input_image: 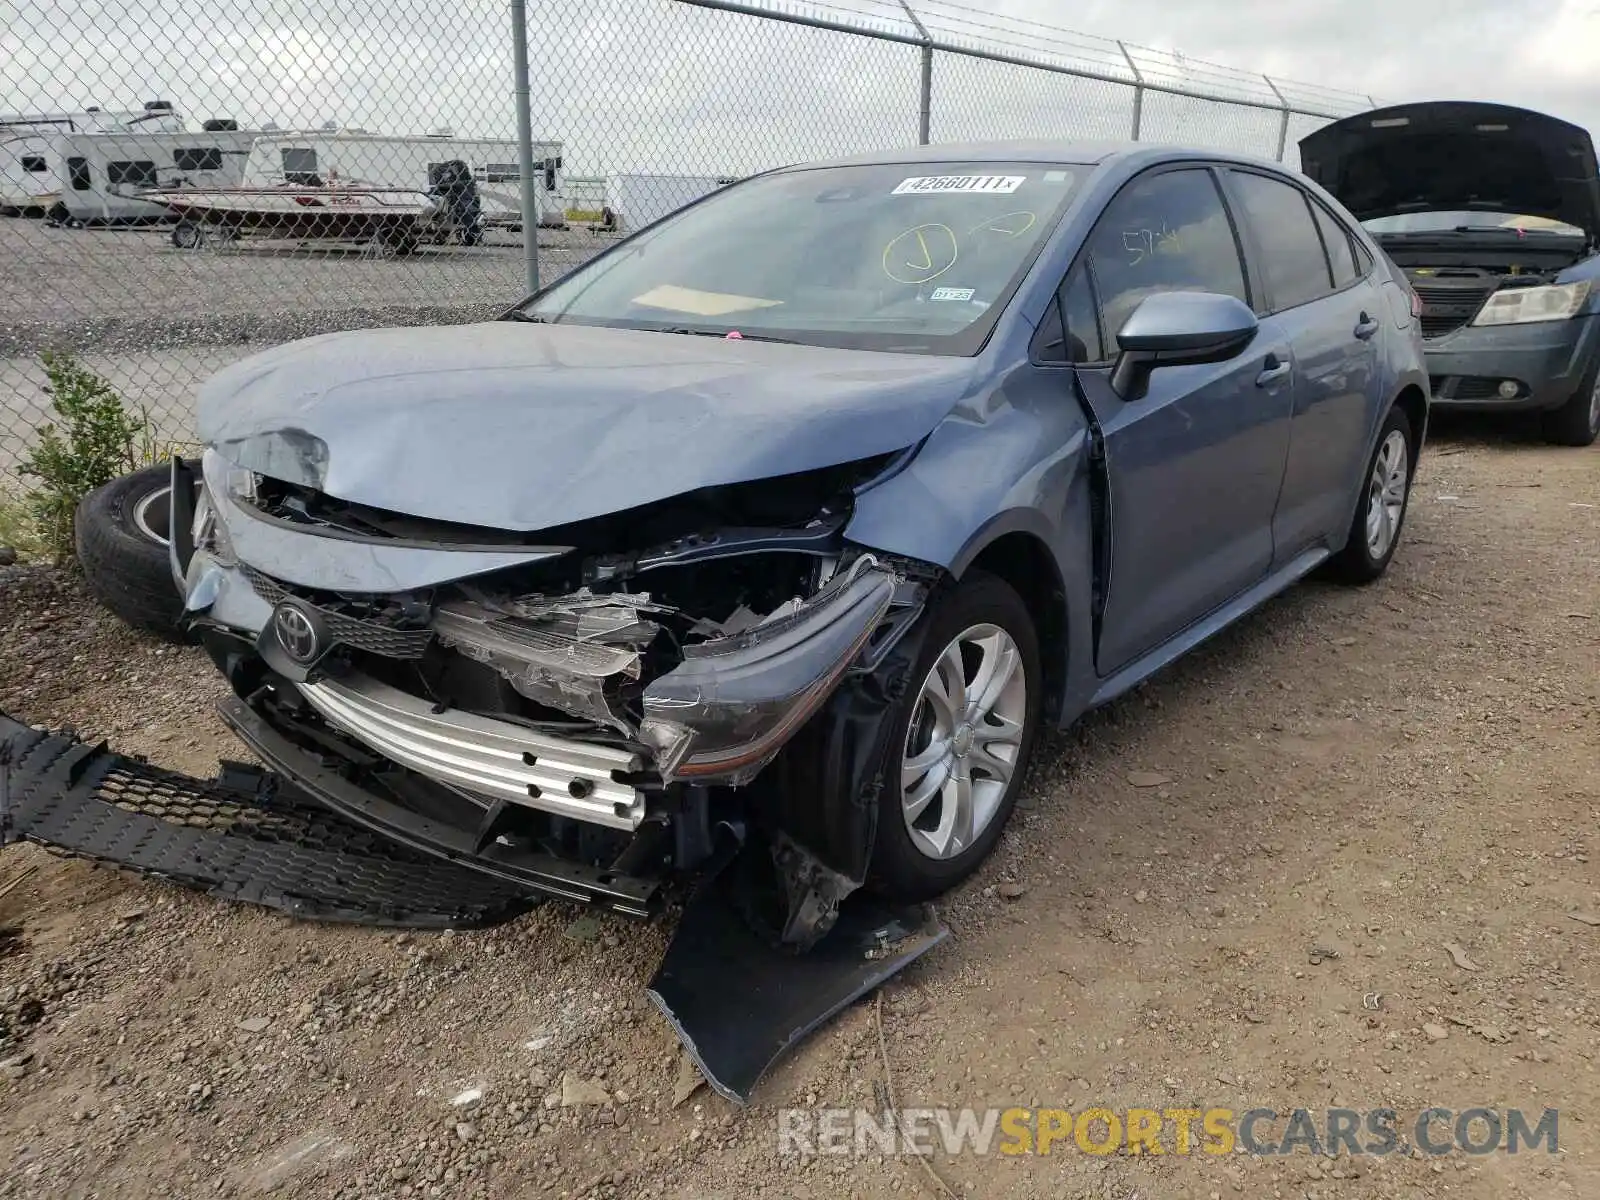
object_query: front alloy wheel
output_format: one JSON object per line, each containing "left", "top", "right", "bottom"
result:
{"left": 871, "top": 572, "right": 1042, "bottom": 901}
{"left": 901, "top": 623, "right": 1028, "bottom": 861}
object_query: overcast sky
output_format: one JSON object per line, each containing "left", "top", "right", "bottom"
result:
{"left": 2, "top": 0, "right": 1596, "bottom": 176}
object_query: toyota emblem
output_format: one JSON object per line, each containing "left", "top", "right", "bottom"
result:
{"left": 272, "top": 601, "right": 322, "bottom": 664}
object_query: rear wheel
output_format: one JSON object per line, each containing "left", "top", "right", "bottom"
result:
{"left": 1326, "top": 405, "right": 1415, "bottom": 584}
{"left": 870, "top": 572, "right": 1042, "bottom": 901}
{"left": 1540, "top": 356, "right": 1600, "bottom": 447}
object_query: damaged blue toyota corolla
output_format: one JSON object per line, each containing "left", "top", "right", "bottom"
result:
{"left": 178, "top": 139, "right": 1429, "bottom": 919}
{"left": 0, "top": 141, "right": 1431, "bottom": 1097}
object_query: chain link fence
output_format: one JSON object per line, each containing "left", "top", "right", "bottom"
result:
{"left": 0, "top": 0, "right": 1374, "bottom": 495}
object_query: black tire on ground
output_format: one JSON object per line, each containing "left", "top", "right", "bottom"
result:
{"left": 378, "top": 224, "right": 420, "bottom": 256}
{"left": 171, "top": 219, "right": 203, "bottom": 249}
{"left": 1325, "top": 404, "right": 1416, "bottom": 585}
{"left": 1540, "top": 354, "right": 1600, "bottom": 447}
{"left": 74, "top": 465, "right": 189, "bottom": 643}
{"left": 869, "top": 571, "right": 1044, "bottom": 902}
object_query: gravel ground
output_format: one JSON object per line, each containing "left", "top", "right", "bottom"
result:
{"left": 0, "top": 421, "right": 1596, "bottom": 1199}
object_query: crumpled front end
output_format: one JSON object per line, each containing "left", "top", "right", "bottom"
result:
{"left": 169, "top": 447, "right": 934, "bottom": 943}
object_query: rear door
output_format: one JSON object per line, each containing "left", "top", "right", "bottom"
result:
{"left": 1220, "top": 168, "right": 1383, "bottom": 561}
{"left": 1053, "top": 165, "right": 1296, "bottom": 675}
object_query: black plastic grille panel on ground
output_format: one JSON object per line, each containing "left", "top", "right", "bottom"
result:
{"left": 0, "top": 716, "right": 533, "bottom": 928}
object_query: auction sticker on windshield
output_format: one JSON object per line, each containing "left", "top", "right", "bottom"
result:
{"left": 892, "top": 175, "right": 1026, "bottom": 195}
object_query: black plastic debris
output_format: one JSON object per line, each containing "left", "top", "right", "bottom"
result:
{"left": 0, "top": 715, "right": 533, "bottom": 928}
{"left": 1, "top": 711, "right": 948, "bottom": 1094}
{"left": 648, "top": 859, "right": 947, "bottom": 1104}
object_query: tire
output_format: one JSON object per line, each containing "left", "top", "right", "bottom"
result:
{"left": 869, "top": 571, "right": 1043, "bottom": 901}
{"left": 379, "top": 225, "right": 419, "bottom": 256}
{"left": 1325, "top": 405, "right": 1416, "bottom": 584}
{"left": 1540, "top": 356, "right": 1600, "bottom": 447}
{"left": 74, "top": 466, "right": 190, "bottom": 643}
{"left": 171, "top": 219, "right": 203, "bottom": 249}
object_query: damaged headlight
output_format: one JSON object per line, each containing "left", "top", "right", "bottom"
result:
{"left": 190, "top": 482, "right": 237, "bottom": 566}
{"left": 194, "top": 453, "right": 258, "bottom": 566}
{"left": 1471, "top": 280, "right": 1591, "bottom": 326}
{"left": 639, "top": 557, "right": 898, "bottom": 786}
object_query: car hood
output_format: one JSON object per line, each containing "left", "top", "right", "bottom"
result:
{"left": 197, "top": 321, "right": 981, "bottom": 532}
{"left": 1299, "top": 101, "right": 1600, "bottom": 235}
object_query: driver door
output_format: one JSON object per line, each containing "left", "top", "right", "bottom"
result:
{"left": 1041, "top": 166, "right": 1295, "bottom": 676}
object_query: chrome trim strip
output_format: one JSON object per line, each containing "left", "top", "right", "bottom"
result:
{"left": 298, "top": 673, "right": 645, "bottom": 830}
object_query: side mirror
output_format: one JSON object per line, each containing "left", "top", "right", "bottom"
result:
{"left": 1110, "top": 291, "right": 1260, "bottom": 401}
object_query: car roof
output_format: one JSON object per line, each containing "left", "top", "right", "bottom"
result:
{"left": 786, "top": 138, "right": 1296, "bottom": 175}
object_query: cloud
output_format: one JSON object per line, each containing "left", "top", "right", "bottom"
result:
{"left": 3, "top": 0, "right": 1595, "bottom": 179}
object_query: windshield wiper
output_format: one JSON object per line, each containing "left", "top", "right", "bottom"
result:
{"left": 659, "top": 325, "right": 796, "bottom": 344}
{"left": 502, "top": 310, "right": 549, "bottom": 323}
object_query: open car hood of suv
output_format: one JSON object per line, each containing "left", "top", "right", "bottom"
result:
{"left": 1299, "top": 101, "right": 1600, "bottom": 236}
{"left": 197, "top": 321, "right": 980, "bottom": 532}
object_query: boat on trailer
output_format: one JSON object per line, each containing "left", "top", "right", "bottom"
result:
{"left": 145, "top": 184, "right": 449, "bottom": 253}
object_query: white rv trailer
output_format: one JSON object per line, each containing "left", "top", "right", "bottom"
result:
{"left": 0, "top": 101, "right": 183, "bottom": 214}
{"left": 49, "top": 127, "right": 264, "bottom": 224}
{"left": 604, "top": 174, "right": 740, "bottom": 231}
{"left": 238, "top": 132, "right": 566, "bottom": 227}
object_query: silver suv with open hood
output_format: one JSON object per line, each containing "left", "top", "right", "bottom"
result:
{"left": 1301, "top": 100, "right": 1600, "bottom": 445}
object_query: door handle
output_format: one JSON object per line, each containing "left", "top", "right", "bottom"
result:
{"left": 1256, "top": 355, "right": 1291, "bottom": 387}
{"left": 1354, "top": 312, "right": 1381, "bottom": 340}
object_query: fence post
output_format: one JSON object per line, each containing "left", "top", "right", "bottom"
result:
{"left": 900, "top": 1, "right": 933, "bottom": 145}
{"left": 510, "top": 0, "right": 540, "bottom": 295}
{"left": 1263, "top": 74, "right": 1290, "bottom": 162}
{"left": 1116, "top": 41, "right": 1143, "bottom": 141}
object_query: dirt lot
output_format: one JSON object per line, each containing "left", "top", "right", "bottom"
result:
{"left": 0, "top": 422, "right": 1595, "bottom": 1200}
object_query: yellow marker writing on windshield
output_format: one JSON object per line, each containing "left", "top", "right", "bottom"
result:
{"left": 882, "top": 223, "right": 958, "bottom": 285}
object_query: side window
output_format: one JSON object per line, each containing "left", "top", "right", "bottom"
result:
{"left": 1084, "top": 169, "right": 1249, "bottom": 341}
{"left": 281, "top": 147, "right": 320, "bottom": 185}
{"left": 1311, "top": 201, "right": 1359, "bottom": 289}
{"left": 173, "top": 147, "right": 224, "bottom": 172}
{"left": 1349, "top": 232, "right": 1375, "bottom": 275}
{"left": 1032, "top": 270, "right": 1106, "bottom": 364}
{"left": 1228, "top": 171, "right": 1333, "bottom": 310}
{"left": 66, "top": 157, "right": 91, "bottom": 191}
{"left": 20, "top": 154, "right": 47, "bottom": 173}
{"left": 106, "top": 160, "right": 157, "bottom": 188}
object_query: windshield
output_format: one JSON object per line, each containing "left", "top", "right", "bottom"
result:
{"left": 1363, "top": 210, "right": 1584, "bottom": 236}
{"left": 519, "top": 161, "right": 1082, "bottom": 355}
